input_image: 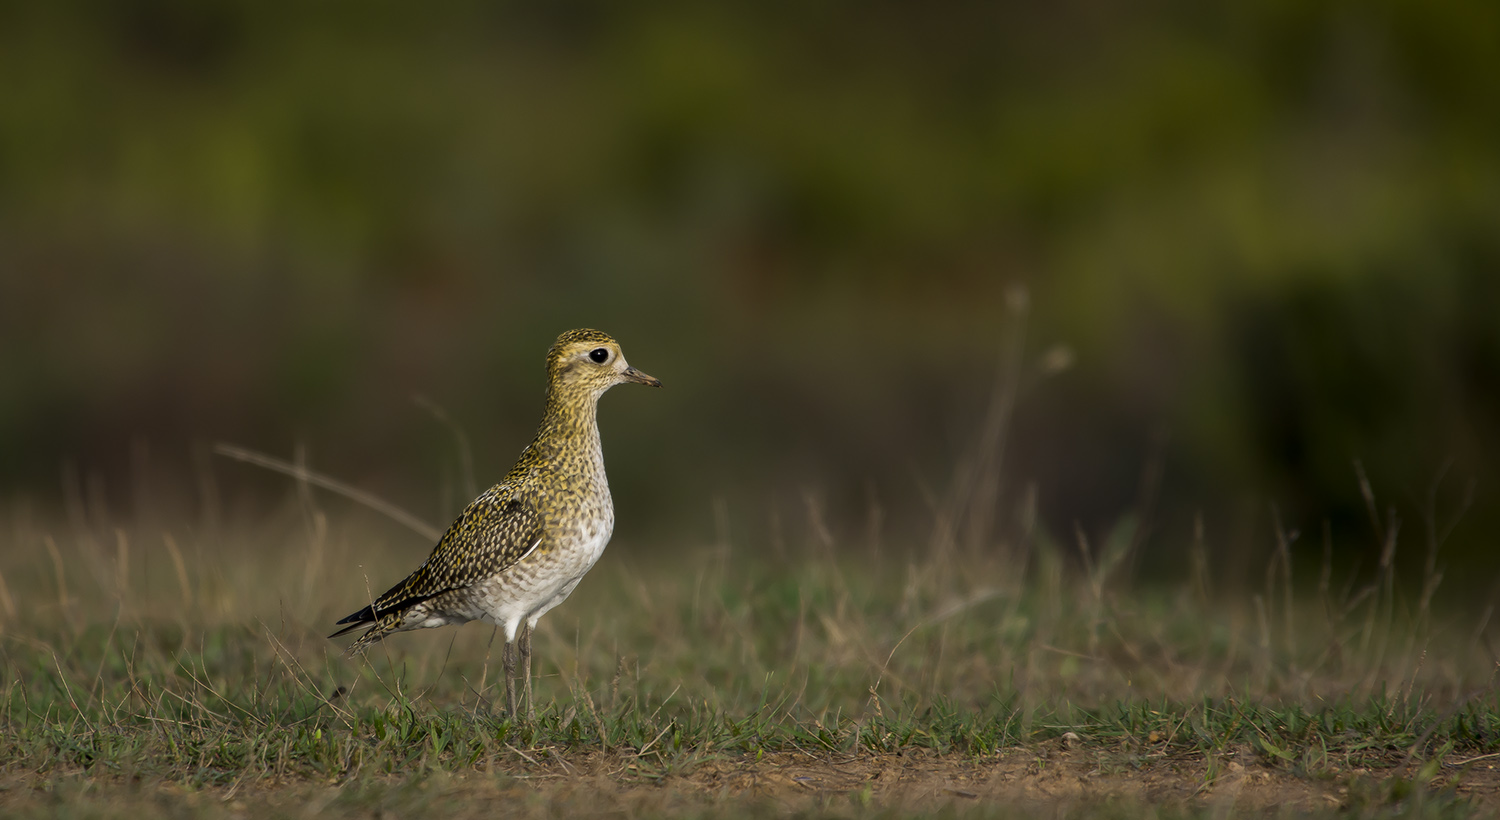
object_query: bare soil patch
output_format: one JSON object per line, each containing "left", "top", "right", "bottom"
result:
{"left": 682, "top": 744, "right": 1500, "bottom": 814}
{"left": 5, "top": 745, "right": 1496, "bottom": 819}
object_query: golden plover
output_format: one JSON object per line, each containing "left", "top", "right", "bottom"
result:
{"left": 331, "top": 328, "right": 661, "bottom": 718}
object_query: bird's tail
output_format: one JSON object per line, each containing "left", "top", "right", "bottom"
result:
{"left": 341, "top": 626, "right": 387, "bottom": 656}
{"left": 329, "top": 603, "right": 387, "bottom": 655}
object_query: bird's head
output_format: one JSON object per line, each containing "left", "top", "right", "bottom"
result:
{"left": 546, "top": 328, "right": 662, "bottom": 398}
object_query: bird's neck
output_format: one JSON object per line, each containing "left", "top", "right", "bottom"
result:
{"left": 531, "top": 386, "right": 603, "bottom": 463}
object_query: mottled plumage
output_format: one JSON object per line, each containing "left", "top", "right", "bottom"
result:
{"left": 331, "top": 328, "right": 660, "bottom": 715}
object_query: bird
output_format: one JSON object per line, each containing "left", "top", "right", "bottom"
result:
{"left": 330, "top": 328, "right": 661, "bottom": 719}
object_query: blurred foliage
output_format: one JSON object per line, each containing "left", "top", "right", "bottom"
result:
{"left": 0, "top": 0, "right": 1497, "bottom": 583}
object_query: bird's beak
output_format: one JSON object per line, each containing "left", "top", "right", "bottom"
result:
{"left": 621, "top": 366, "right": 662, "bottom": 387}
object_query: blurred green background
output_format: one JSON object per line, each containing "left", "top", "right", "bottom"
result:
{"left": 1, "top": 0, "right": 1497, "bottom": 589}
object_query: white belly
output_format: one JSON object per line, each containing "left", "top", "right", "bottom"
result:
{"left": 477, "top": 522, "right": 612, "bottom": 642}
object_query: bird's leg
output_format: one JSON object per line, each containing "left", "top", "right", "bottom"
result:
{"left": 503, "top": 637, "right": 518, "bottom": 719}
{"left": 520, "top": 622, "right": 535, "bottom": 722}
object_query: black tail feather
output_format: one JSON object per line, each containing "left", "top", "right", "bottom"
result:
{"left": 328, "top": 604, "right": 375, "bottom": 638}
{"left": 335, "top": 604, "right": 375, "bottom": 625}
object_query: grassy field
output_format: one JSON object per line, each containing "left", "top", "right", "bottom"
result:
{"left": 1, "top": 455, "right": 1497, "bottom": 819}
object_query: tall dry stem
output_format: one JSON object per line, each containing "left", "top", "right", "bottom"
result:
{"left": 928, "top": 285, "right": 1028, "bottom": 588}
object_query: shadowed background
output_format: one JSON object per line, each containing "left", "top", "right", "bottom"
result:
{"left": 1, "top": 0, "right": 1497, "bottom": 594}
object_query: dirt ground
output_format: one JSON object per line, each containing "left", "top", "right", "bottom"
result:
{"left": 686, "top": 745, "right": 1500, "bottom": 813}
{"left": 5, "top": 743, "right": 1498, "bottom": 818}
{"left": 656, "top": 741, "right": 1500, "bottom": 815}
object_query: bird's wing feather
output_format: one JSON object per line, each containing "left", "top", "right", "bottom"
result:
{"left": 334, "top": 484, "right": 543, "bottom": 629}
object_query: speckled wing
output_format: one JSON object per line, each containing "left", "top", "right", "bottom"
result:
{"left": 330, "top": 484, "right": 542, "bottom": 640}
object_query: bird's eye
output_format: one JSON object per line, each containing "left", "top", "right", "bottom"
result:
{"left": 589, "top": 348, "right": 610, "bottom": 364}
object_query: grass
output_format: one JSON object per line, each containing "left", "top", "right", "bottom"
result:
{"left": 0, "top": 464, "right": 1497, "bottom": 819}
